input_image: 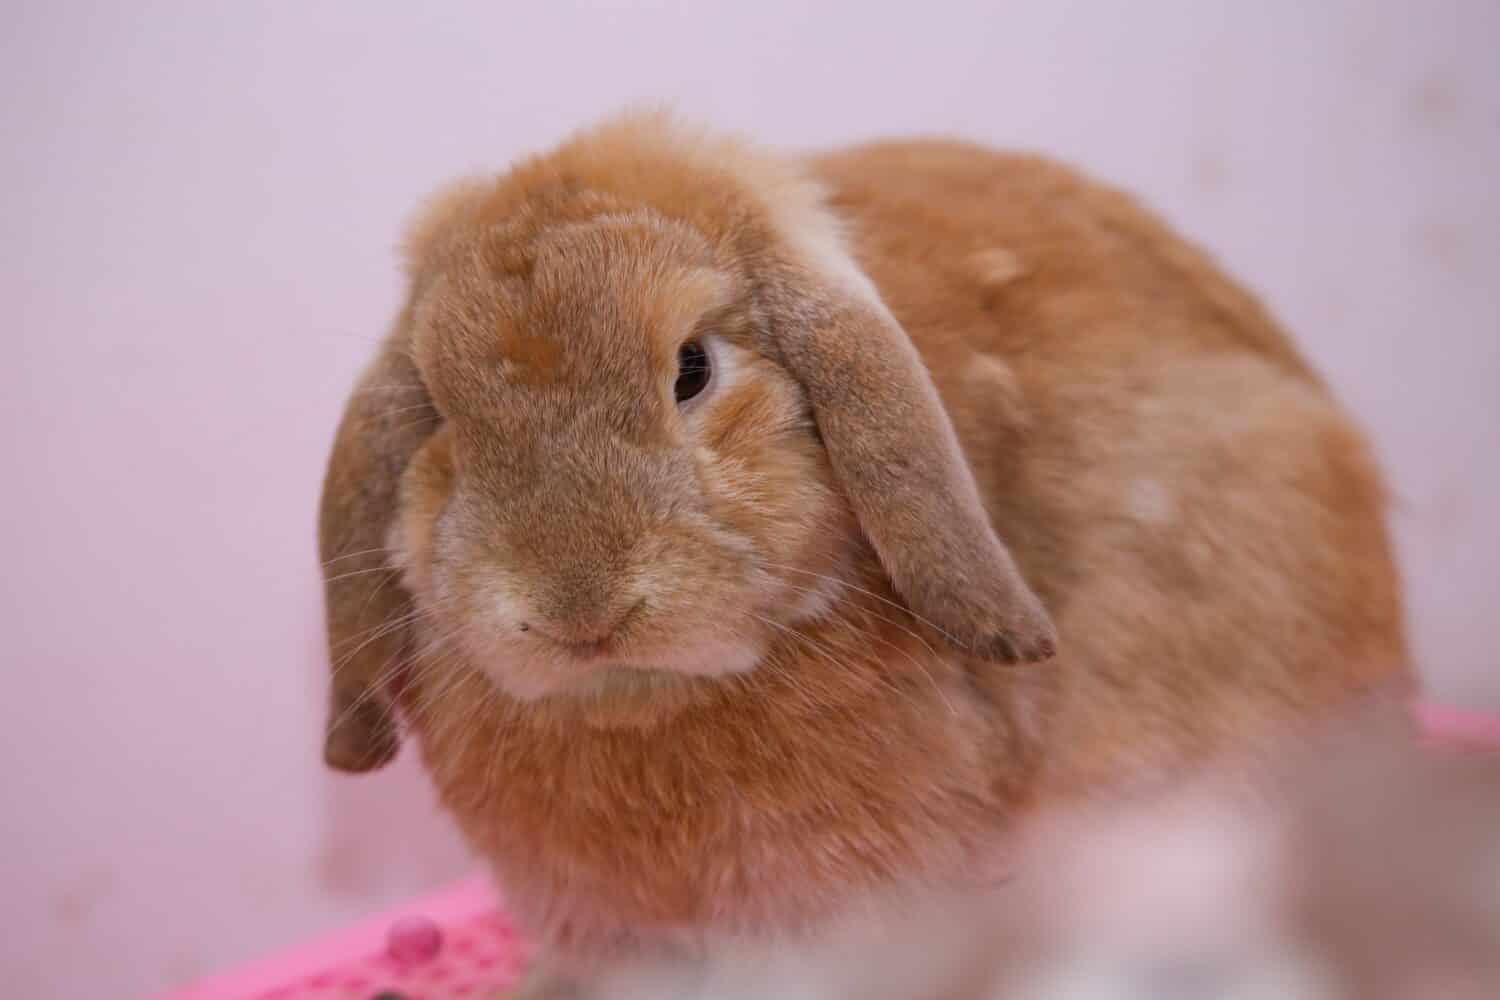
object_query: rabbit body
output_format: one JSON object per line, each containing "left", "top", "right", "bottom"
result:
{"left": 318, "top": 115, "right": 1409, "bottom": 996}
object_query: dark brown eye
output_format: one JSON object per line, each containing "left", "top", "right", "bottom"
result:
{"left": 674, "top": 340, "right": 711, "bottom": 404}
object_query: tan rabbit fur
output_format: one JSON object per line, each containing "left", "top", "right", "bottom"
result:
{"left": 318, "top": 111, "right": 1410, "bottom": 993}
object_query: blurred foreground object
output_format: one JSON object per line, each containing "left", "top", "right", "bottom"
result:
{"left": 159, "top": 702, "right": 1497, "bottom": 999}
{"left": 974, "top": 701, "right": 1500, "bottom": 1000}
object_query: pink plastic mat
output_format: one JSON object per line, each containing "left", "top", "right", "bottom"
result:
{"left": 157, "top": 702, "right": 1499, "bottom": 1000}
{"left": 156, "top": 879, "right": 524, "bottom": 1000}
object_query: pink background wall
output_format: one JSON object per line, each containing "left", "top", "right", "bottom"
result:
{"left": 2, "top": 3, "right": 1495, "bottom": 997}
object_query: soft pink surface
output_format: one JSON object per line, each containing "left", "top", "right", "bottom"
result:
{"left": 156, "top": 879, "right": 520, "bottom": 1000}
{"left": 1415, "top": 702, "right": 1500, "bottom": 749}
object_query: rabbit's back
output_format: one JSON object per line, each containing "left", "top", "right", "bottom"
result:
{"left": 813, "top": 141, "right": 1412, "bottom": 790}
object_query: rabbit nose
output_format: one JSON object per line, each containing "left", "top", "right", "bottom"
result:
{"left": 523, "top": 599, "right": 643, "bottom": 651}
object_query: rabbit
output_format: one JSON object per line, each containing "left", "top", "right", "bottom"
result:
{"left": 317, "top": 110, "right": 1412, "bottom": 999}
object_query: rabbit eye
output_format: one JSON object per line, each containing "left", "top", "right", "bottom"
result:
{"left": 674, "top": 340, "right": 712, "bottom": 404}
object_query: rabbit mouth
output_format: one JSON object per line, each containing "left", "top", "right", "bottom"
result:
{"left": 455, "top": 601, "right": 771, "bottom": 705}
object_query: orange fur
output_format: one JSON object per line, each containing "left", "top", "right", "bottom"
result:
{"left": 317, "top": 112, "right": 1410, "bottom": 994}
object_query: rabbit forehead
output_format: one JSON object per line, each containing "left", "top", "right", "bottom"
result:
{"left": 415, "top": 217, "right": 736, "bottom": 418}
{"left": 525, "top": 212, "right": 737, "bottom": 354}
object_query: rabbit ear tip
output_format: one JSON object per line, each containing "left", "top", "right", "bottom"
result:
{"left": 968, "top": 623, "right": 1058, "bottom": 664}
{"left": 323, "top": 702, "right": 401, "bottom": 772}
{"left": 904, "top": 577, "right": 1057, "bottom": 665}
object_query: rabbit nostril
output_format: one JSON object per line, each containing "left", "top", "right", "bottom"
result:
{"left": 517, "top": 622, "right": 530, "bottom": 632}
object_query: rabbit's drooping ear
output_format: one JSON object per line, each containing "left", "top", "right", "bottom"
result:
{"left": 318, "top": 178, "right": 490, "bottom": 772}
{"left": 318, "top": 329, "right": 436, "bottom": 772}
{"left": 768, "top": 278, "right": 1057, "bottom": 663}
